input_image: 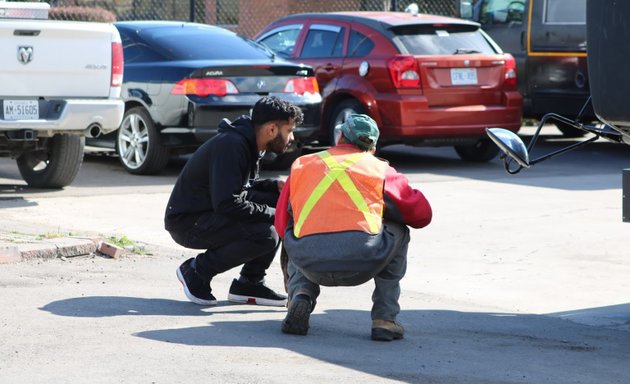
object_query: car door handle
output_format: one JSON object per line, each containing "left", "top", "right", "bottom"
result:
{"left": 322, "top": 63, "right": 337, "bottom": 71}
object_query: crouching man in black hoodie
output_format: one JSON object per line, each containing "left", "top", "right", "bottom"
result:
{"left": 165, "top": 96, "right": 303, "bottom": 307}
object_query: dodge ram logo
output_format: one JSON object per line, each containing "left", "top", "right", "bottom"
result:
{"left": 18, "top": 46, "right": 33, "bottom": 65}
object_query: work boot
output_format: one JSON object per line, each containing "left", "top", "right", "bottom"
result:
{"left": 281, "top": 294, "right": 311, "bottom": 335}
{"left": 371, "top": 319, "right": 404, "bottom": 341}
{"left": 227, "top": 278, "right": 287, "bottom": 307}
{"left": 176, "top": 258, "right": 217, "bottom": 306}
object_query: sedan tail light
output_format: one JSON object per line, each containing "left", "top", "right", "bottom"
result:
{"left": 388, "top": 55, "right": 421, "bottom": 88}
{"left": 283, "top": 77, "right": 319, "bottom": 95}
{"left": 503, "top": 54, "right": 517, "bottom": 89}
{"left": 171, "top": 78, "right": 239, "bottom": 97}
{"left": 111, "top": 42, "right": 123, "bottom": 87}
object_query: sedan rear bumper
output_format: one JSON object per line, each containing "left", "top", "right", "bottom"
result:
{"left": 160, "top": 96, "right": 321, "bottom": 147}
{"left": 375, "top": 92, "right": 522, "bottom": 145}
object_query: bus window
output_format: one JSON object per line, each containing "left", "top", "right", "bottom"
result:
{"left": 544, "top": 0, "right": 585, "bottom": 24}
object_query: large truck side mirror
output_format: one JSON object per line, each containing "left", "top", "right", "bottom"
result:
{"left": 486, "top": 108, "right": 622, "bottom": 174}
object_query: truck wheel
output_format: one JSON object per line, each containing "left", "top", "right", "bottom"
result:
{"left": 117, "top": 106, "right": 169, "bottom": 175}
{"left": 454, "top": 138, "right": 500, "bottom": 162}
{"left": 16, "top": 134, "right": 84, "bottom": 189}
{"left": 328, "top": 99, "right": 365, "bottom": 146}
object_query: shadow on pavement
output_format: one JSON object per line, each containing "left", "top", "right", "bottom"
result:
{"left": 129, "top": 308, "right": 629, "bottom": 383}
{"left": 548, "top": 302, "right": 630, "bottom": 330}
{"left": 39, "top": 296, "right": 281, "bottom": 318}
{"left": 39, "top": 295, "right": 630, "bottom": 382}
{"left": 136, "top": 310, "right": 630, "bottom": 383}
{"left": 0, "top": 195, "right": 38, "bottom": 207}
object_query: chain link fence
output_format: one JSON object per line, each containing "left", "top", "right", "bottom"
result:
{"left": 47, "top": 0, "right": 459, "bottom": 37}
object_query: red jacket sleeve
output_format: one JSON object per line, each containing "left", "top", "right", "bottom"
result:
{"left": 383, "top": 165, "right": 432, "bottom": 228}
{"left": 274, "top": 175, "right": 291, "bottom": 239}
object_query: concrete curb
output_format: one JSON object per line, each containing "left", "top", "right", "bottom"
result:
{"left": 0, "top": 237, "right": 99, "bottom": 264}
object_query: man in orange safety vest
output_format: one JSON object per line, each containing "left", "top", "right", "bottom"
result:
{"left": 274, "top": 114, "right": 432, "bottom": 341}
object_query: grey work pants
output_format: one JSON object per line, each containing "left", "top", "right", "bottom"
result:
{"left": 286, "top": 221, "right": 410, "bottom": 321}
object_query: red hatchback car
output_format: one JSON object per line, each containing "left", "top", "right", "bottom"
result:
{"left": 256, "top": 11, "right": 523, "bottom": 161}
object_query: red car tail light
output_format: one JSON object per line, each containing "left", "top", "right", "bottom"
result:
{"left": 283, "top": 77, "right": 320, "bottom": 95}
{"left": 504, "top": 54, "right": 517, "bottom": 89}
{"left": 111, "top": 42, "right": 123, "bottom": 87}
{"left": 388, "top": 55, "right": 421, "bottom": 88}
{"left": 171, "top": 78, "right": 239, "bottom": 97}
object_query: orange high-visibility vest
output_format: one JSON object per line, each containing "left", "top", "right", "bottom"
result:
{"left": 289, "top": 146, "right": 387, "bottom": 238}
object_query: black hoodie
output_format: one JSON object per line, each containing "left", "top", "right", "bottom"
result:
{"left": 164, "top": 116, "right": 276, "bottom": 231}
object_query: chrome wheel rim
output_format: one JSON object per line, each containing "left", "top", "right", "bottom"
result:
{"left": 118, "top": 113, "right": 149, "bottom": 169}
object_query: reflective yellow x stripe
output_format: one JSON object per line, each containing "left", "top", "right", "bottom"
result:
{"left": 294, "top": 151, "right": 381, "bottom": 237}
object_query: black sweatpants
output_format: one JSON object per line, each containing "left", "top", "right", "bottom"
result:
{"left": 168, "top": 189, "right": 280, "bottom": 282}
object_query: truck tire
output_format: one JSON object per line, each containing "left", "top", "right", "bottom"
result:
{"left": 16, "top": 134, "right": 84, "bottom": 189}
{"left": 116, "top": 106, "right": 170, "bottom": 175}
{"left": 454, "top": 138, "right": 500, "bottom": 162}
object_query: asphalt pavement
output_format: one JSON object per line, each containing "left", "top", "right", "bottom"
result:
{"left": 1, "top": 133, "right": 630, "bottom": 383}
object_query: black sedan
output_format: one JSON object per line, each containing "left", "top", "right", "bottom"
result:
{"left": 88, "top": 21, "right": 322, "bottom": 174}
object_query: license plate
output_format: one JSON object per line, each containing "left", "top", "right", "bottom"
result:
{"left": 450, "top": 68, "right": 478, "bottom": 85}
{"left": 3, "top": 100, "right": 39, "bottom": 120}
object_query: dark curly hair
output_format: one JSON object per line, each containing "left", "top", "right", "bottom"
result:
{"left": 251, "top": 96, "right": 304, "bottom": 127}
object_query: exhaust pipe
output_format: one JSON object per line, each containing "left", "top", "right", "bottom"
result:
{"left": 85, "top": 124, "right": 102, "bottom": 138}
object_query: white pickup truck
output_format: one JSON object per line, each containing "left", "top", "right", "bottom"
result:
{"left": 0, "top": 2, "right": 124, "bottom": 188}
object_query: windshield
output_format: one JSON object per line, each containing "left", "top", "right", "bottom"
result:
{"left": 140, "top": 25, "right": 273, "bottom": 60}
{"left": 392, "top": 24, "right": 497, "bottom": 55}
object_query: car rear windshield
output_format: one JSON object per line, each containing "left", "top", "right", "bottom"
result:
{"left": 140, "top": 26, "right": 273, "bottom": 60}
{"left": 391, "top": 24, "right": 497, "bottom": 55}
